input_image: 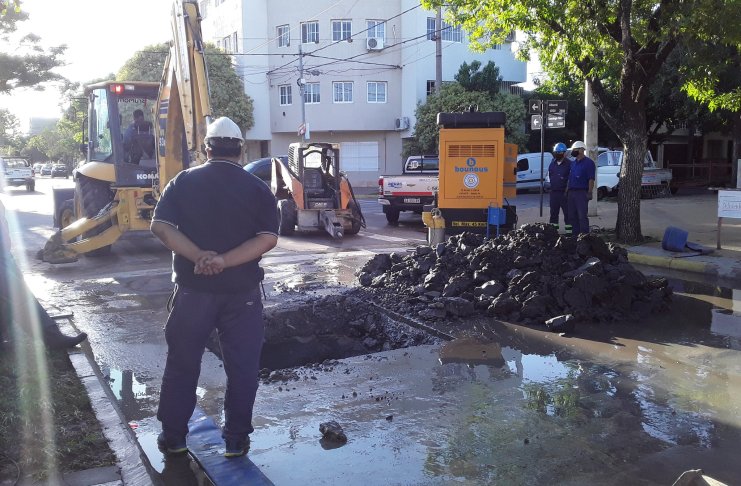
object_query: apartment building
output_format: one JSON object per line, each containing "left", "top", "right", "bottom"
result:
{"left": 201, "top": 0, "right": 526, "bottom": 186}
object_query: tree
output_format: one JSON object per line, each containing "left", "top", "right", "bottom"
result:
{"left": 0, "top": 1, "right": 65, "bottom": 93}
{"left": 426, "top": 0, "right": 741, "bottom": 243}
{"left": 406, "top": 82, "right": 527, "bottom": 158}
{"left": 0, "top": 108, "right": 21, "bottom": 150}
{"left": 116, "top": 44, "right": 254, "bottom": 133}
{"left": 455, "top": 60, "right": 501, "bottom": 97}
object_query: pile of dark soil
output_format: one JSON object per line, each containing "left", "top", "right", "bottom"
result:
{"left": 357, "top": 224, "right": 671, "bottom": 329}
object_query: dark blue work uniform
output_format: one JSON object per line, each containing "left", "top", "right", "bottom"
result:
{"left": 152, "top": 159, "right": 278, "bottom": 446}
{"left": 547, "top": 157, "right": 571, "bottom": 230}
{"left": 567, "top": 156, "right": 596, "bottom": 235}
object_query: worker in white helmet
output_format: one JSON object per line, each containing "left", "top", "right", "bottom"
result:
{"left": 151, "top": 117, "right": 278, "bottom": 458}
{"left": 566, "top": 141, "right": 596, "bottom": 235}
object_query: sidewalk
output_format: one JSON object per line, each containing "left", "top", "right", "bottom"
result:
{"left": 517, "top": 190, "right": 741, "bottom": 284}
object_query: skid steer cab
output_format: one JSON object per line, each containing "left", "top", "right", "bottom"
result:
{"left": 270, "top": 142, "right": 364, "bottom": 239}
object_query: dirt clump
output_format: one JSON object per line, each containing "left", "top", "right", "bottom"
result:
{"left": 357, "top": 224, "right": 671, "bottom": 328}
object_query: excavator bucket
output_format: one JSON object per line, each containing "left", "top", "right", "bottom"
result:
{"left": 37, "top": 232, "right": 79, "bottom": 264}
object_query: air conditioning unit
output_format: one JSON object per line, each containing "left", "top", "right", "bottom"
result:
{"left": 394, "top": 117, "right": 409, "bottom": 131}
{"left": 366, "top": 37, "right": 384, "bottom": 51}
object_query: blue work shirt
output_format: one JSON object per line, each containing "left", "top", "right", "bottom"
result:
{"left": 548, "top": 157, "right": 571, "bottom": 191}
{"left": 568, "top": 156, "right": 596, "bottom": 190}
{"left": 153, "top": 159, "right": 279, "bottom": 293}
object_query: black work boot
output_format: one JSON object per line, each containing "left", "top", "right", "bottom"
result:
{"left": 42, "top": 325, "right": 87, "bottom": 349}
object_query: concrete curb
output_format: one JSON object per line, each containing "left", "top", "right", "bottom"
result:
{"left": 627, "top": 248, "right": 741, "bottom": 286}
{"left": 65, "top": 341, "right": 156, "bottom": 486}
{"left": 627, "top": 252, "right": 716, "bottom": 274}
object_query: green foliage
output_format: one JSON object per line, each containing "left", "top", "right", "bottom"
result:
{"left": 454, "top": 60, "right": 501, "bottom": 97}
{"left": 116, "top": 44, "right": 255, "bottom": 132}
{"left": 410, "top": 78, "right": 527, "bottom": 157}
{"left": 0, "top": 2, "right": 65, "bottom": 93}
{"left": 0, "top": 108, "right": 21, "bottom": 149}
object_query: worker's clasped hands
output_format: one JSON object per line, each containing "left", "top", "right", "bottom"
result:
{"left": 194, "top": 250, "right": 225, "bottom": 276}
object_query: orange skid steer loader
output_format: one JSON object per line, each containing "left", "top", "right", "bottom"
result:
{"left": 270, "top": 142, "right": 364, "bottom": 239}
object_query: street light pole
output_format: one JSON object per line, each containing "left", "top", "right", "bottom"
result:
{"left": 298, "top": 44, "right": 307, "bottom": 140}
{"left": 435, "top": 7, "right": 442, "bottom": 94}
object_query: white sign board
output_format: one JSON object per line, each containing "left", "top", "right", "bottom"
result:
{"left": 718, "top": 190, "right": 741, "bottom": 219}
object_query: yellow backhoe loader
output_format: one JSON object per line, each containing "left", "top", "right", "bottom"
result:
{"left": 39, "top": 0, "right": 211, "bottom": 263}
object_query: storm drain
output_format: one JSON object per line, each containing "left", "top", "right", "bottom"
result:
{"left": 208, "top": 293, "right": 441, "bottom": 371}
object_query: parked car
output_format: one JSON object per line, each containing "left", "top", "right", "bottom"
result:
{"left": 40, "top": 163, "right": 53, "bottom": 176}
{"left": 243, "top": 156, "right": 287, "bottom": 185}
{"left": 596, "top": 150, "right": 672, "bottom": 199}
{"left": 33, "top": 162, "right": 44, "bottom": 174}
{"left": 51, "top": 164, "right": 68, "bottom": 178}
{"left": 0, "top": 156, "right": 35, "bottom": 191}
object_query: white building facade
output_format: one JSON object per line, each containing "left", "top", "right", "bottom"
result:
{"left": 201, "top": 0, "right": 526, "bottom": 186}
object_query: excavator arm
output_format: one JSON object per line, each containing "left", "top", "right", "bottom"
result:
{"left": 39, "top": 0, "right": 212, "bottom": 264}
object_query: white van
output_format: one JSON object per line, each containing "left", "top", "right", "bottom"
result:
{"left": 515, "top": 153, "right": 550, "bottom": 192}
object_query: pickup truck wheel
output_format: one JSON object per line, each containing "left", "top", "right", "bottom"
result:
{"left": 385, "top": 208, "right": 400, "bottom": 225}
{"left": 597, "top": 187, "right": 608, "bottom": 201}
{"left": 26, "top": 181, "right": 35, "bottom": 192}
{"left": 345, "top": 201, "right": 362, "bottom": 235}
{"left": 76, "top": 175, "right": 114, "bottom": 256}
{"left": 277, "top": 199, "right": 296, "bottom": 236}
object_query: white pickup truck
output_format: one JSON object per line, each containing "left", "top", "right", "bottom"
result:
{"left": 378, "top": 156, "right": 439, "bottom": 224}
{"left": 596, "top": 150, "right": 672, "bottom": 200}
{"left": 0, "top": 156, "right": 35, "bottom": 192}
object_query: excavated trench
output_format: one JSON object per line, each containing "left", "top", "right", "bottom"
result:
{"left": 207, "top": 293, "right": 441, "bottom": 373}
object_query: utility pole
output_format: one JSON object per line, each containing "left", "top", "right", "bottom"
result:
{"left": 585, "top": 80, "right": 599, "bottom": 215}
{"left": 435, "top": 7, "right": 442, "bottom": 94}
{"left": 298, "top": 44, "right": 307, "bottom": 140}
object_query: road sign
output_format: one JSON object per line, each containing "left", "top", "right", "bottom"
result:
{"left": 529, "top": 99, "right": 542, "bottom": 114}
{"left": 546, "top": 100, "right": 567, "bottom": 114}
{"left": 531, "top": 115, "right": 542, "bottom": 130}
{"left": 546, "top": 113, "right": 566, "bottom": 128}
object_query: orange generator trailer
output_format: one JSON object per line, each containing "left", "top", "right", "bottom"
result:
{"left": 423, "top": 111, "right": 517, "bottom": 238}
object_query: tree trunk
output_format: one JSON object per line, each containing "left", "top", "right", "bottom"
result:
{"left": 616, "top": 110, "right": 647, "bottom": 244}
{"left": 733, "top": 113, "right": 741, "bottom": 188}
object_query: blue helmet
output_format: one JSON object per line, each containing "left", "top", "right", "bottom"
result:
{"left": 553, "top": 142, "right": 567, "bottom": 154}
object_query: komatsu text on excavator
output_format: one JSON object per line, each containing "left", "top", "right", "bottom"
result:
{"left": 40, "top": 0, "right": 211, "bottom": 263}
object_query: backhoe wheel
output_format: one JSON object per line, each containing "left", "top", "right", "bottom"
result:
{"left": 58, "top": 199, "right": 75, "bottom": 229}
{"left": 385, "top": 207, "right": 400, "bottom": 225}
{"left": 345, "top": 201, "right": 362, "bottom": 235}
{"left": 76, "top": 175, "right": 114, "bottom": 256}
{"left": 277, "top": 199, "right": 296, "bottom": 236}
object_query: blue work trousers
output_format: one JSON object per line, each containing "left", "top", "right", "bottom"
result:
{"left": 567, "top": 189, "right": 590, "bottom": 235}
{"left": 549, "top": 190, "right": 569, "bottom": 227}
{"left": 158, "top": 285, "right": 265, "bottom": 443}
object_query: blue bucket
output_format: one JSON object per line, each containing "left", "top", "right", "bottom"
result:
{"left": 662, "top": 226, "right": 688, "bottom": 252}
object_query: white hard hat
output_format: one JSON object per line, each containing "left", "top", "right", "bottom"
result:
{"left": 205, "top": 117, "right": 243, "bottom": 142}
{"left": 570, "top": 141, "right": 587, "bottom": 150}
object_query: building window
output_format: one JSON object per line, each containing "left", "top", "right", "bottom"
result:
{"left": 232, "top": 32, "right": 238, "bottom": 53}
{"left": 277, "top": 24, "right": 290, "bottom": 47}
{"left": 215, "top": 0, "right": 224, "bottom": 6}
{"left": 222, "top": 35, "right": 232, "bottom": 53}
{"left": 333, "top": 81, "right": 353, "bottom": 103}
{"left": 301, "top": 21, "right": 319, "bottom": 44}
{"left": 427, "top": 17, "right": 463, "bottom": 42}
{"left": 367, "top": 81, "right": 387, "bottom": 103}
{"left": 279, "top": 85, "right": 292, "bottom": 105}
{"left": 216, "top": 39, "right": 221, "bottom": 50}
{"left": 331, "top": 20, "right": 352, "bottom": 41}
{"left": 426, "top": 80, "right": 436, "bottom": 96}
{"left": 199, "top": 0, "right": 208, "bottom": 18}
{"left": 304, "top": 83, "right": 320, "bottom": 104}
{"left": 367, "top": 20, "right": 385, "bottom": 40}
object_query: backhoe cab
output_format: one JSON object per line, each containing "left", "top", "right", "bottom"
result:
{"left": 39, "top": 0, "right": 210, "bottom": 264}
{"left": 271, "top": 142, "right": 364, "bottom": 239}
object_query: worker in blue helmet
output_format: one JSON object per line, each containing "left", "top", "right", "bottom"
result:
{"left": 547, "top": 142, "right": 572, "bottom": 234}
